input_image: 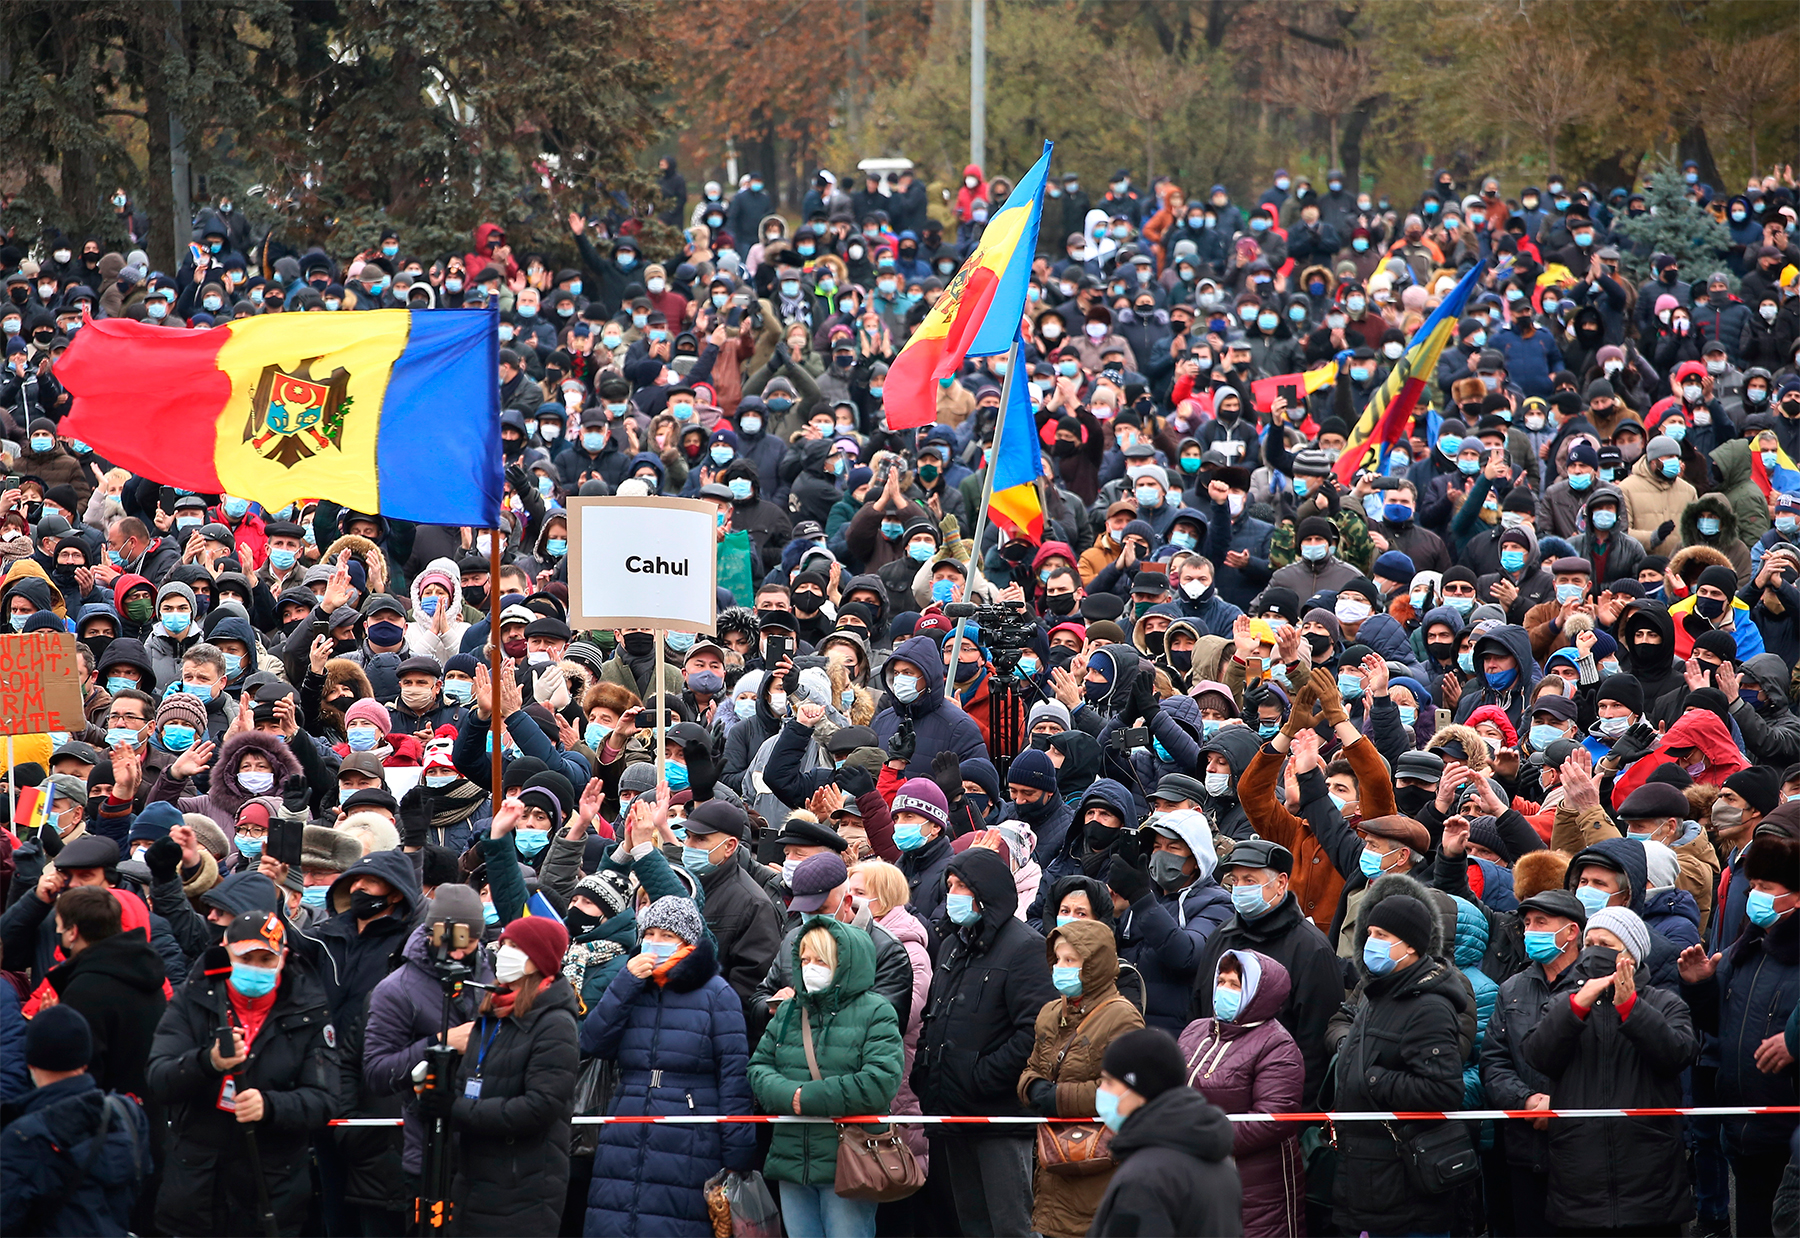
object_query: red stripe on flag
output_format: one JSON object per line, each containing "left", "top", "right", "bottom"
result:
{"left": 1332, "top": 375, "right": 1427, "bottom": 488}
{"left": 884, "top": 268, "right": 999, "bottom": 430}
{"left": 990, "top": 484, "right": 1044, "bottom": 543}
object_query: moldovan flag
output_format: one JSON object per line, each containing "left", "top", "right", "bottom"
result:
{"left": 58, "top": 310, "right": 503, "bottom": 526}
{"left": 12, "top": 782, "right": 48, "bottom": 834}
{"left": 1250, "top": 361, "right": 1339, "bottom": 415}
{"left": 885, "top": 143, "right": 1053, "bottom": 430}
{"left": 1750, "top": 438, "right": 1800, "bottom": 498}
{"left": 1332, "top": 262, "right": 1486, "bottom": 487}
{"left": 987, "top": 334, "right": 1045, "bottom": 542}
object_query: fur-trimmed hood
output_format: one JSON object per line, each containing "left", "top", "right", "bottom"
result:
{"left": 1352, "top": 870, "right": 1449, "bottom": 977}
{"left": 321, "top": 657, "right": 374, "bottom": 736}
{"left": 207, "top": 730, "right": 304, "bottom": 824}
{"left": 1679, "top": 492, "right": 1741, "bottom": 548}
{"left": 321, "top": 532, "right": 388, "bottom": 596}
{"left": 1425, "top": 722, "right": 1491, "bottom": 772}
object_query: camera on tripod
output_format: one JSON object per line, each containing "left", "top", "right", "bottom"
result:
{"left": 943, "top": 601, "right": 1038, "bottom": 675}
{"left": 426, "top": 919, "right": 476, "bottom": 991}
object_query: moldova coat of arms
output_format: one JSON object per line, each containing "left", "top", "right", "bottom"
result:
{"left": 244, "top": 360, "right": 351, "bottom": 468}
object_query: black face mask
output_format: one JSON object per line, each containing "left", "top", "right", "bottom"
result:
{"left": 1047, "top": 646, "right": 1077, "bottom": 672}
{"left": 1305, "top": 631, "right": 1333, "bottom": 659}
{"left": 1628, "top": 636, "right": 1671, "bottom": 671}
{"left": 463, "top": 585, "right": 487, "bottom": 612}
{"left": 564, "top": 906, "right": 601, "bottom": 937}
{"left": 1043, "top": 592, "right": 1077, "bottom": 617}
{"left": 622, "top": 632, "right": 655, "bottom": 657}
{"left": 1084, "top": 820, "right": 1120, "bottom": 851}
{"left": 1052, "top": 440, "right": 1079, "bottom": 457}
{"left": 965, "top": 791, "right": 992, "bottom": 824}
{"left": 1426, "top": 640, "right": 1456, "bottom": 665}
{"left": 349, "top": 890, "right": 392, "bottom": 920}
{"left": 1169, "top": 648, "right": 1192, "bottom": 673}
{"left": 1570, "top": 945, "right": 1619, "bottom": 983}
{"left": 793, "top": 592, "right": 823, "bottom": 614}
{"left": 1014, "top": 794, "right": 1056, "bottom": 824}
{"left": 1144, "top": 629, "right": 1166, "bottom": 655}
{"left": 1395, "top": 785, "right": 1434, "bottom": 820}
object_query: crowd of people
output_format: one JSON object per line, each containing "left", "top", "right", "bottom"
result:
{"left": 1, "top": 154, "right": 1799, "bottom": 1238}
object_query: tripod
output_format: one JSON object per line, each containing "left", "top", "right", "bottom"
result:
{"left": 985, "top": 651, "right": 1040, "bottom": 783}
{"left": 414, "top": 930, "right": 484, "bottom": 1236}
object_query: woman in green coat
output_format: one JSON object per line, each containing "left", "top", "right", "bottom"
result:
{"left": 748, "top": 915, "right": 904, "bottom": 1238}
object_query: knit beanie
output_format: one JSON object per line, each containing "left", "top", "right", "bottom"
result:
{"left": 127, "top": 800, "right": 184, "bottom": 844}
{"left": 637, "top": 894, "right": 705, "bottom": 945}
{"left": 26, "top": 1004, "right": 92, "bottom": 1072}
{"left": 892, "top": 777, "right": 951, "bottom": 832}
{"left": 426, "top": 884, "right": 486, "bottom": 937}
{"left": 1723, "top": 765, "right": 1781, "bottom": 815}
{"left": 575, "top": 869, "right": 631, "bottom": 919}
{"left": 155, "top": 690, "right": 209, "bottom": 734}
{"left": 498, "top": 915, "right": 570, "bottom": 979}
{"left": 1586, "top": 906, "right": 1651, "bottom": 964}
{"left": 1006, "top": 749, "right": 1060, "bottom": 796}
{"left": 1027, "top": 699, "right": 1072, "bottom": 733}
{"left": 1364, "top": 893, "right": 1434, "bottom": 957}
{"left": 1100, "top": 1028, "right": 1188, "bottom": 1102}
{"left": 345, "top": 699, "right": 392, "bottom": 733}
{"left": 1595, "top": 675, "right": 1645, "bottom": 715}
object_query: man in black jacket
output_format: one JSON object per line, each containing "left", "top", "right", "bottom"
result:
{"left": 750, "top": 853, "right": 915, "bottom": 1030}
{"left": 914, "top": 847, "right": 1057, "bottom": 1238}
{"left": 45, "top": 885, "right": 167, "bottom": 1101}
{"left": 681, "top": 801, "right": 784, "bottom": 1028}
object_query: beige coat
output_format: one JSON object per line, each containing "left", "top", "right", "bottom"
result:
{"left": 1618, "top": 454, "right": 1697, "bottom": 556}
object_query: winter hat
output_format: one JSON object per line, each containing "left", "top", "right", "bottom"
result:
{"left": 1028, "top": 699, "right": 1072, "bottom": 733}
{"left": 127, "top": 800, "right": 184, "bottom": 844}
{"left": 1005, "top": 749, "right": 1060, "bottom": 796}
{"left": 618, "top": 762, "right": 660, "bottom": 797}
{"left": 1619, "top": 782, "right": 1689, "bottom": 821}
{"left": 637, "top": 894, "right": 705, "bottom": 944}
{"left": 1641, "top": 840, "right": 1681, "bottom": 890}
{"left": 1585, "top": 905, "right": 1650, "bottom": 964}
{"left": 892, "top": 777, "right": 951, "bottom": 832}
{"left": 345, "top": 699, "right": 392, "bottom": 733}
{"left": 1364, "top": 893, "right": 1434, "bottom": 957}
{"left": 1723, "top": 765, "right": 1782, "bottom": 816}
{"left": 1744, "top": 832, "right": 1799, "bottom": 887}
{"left": 1645, "top": 435, "right": 1679, "bottom": 461}
{"left": 1100, "top": 1027, "right": 1188, "bottom": 1102}
{"left": 1595, "top": 675, "right": 1645, "bottom": 715}
{"left": 427, "top": 884, "right": 486, "bottom": 935}
{"left": 574, "top": 869, "right": 631, "bottom": 919}
{"left": 498, "top": 915, "right": 569, "bottom": 979}
{"left": 26, "top": 1004, "right": 93, "bottom": 1072}
{"left": 155, "top": 691, "right": 209, "bottom": 734}
{"left": 1373, "top": 551, "right": 1416, "bottom": 582}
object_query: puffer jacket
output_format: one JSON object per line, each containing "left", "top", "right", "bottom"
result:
{"left": 1179, "top": 950, "right": 1306, "bottom": 1238}
{"left": 870, "top": 634, "right": 990, "bottom": 779}
{"left": 1683, "top": 908, "right": 1798, "bottom": 1159}
{"left": 1520, "top": 949, "right": 1698, "bottom": 1230}
{"left": 1619, "top": 450, "right": 1698, "bottom": 556}
{"left": 1451, "top": 895, "right": 1499, "bottom": 1107}
{"left": 581, "top": 936, "right": 758, "bottom": 1237}
{"left": 1679, "top": 491, "right": 1754, "bottom": 585}
{"left": 1116, "top": 806, "right": 1233, "bottom": 1034}
{"left": 1326, "top": 874, "right": 1475, "bottom": 1238}
{"left": 914, "top": 847, "right": 1058, "bottom": 1121}
{"left": 450, "top": 977, "right": 581, "bottom": 1237}
{"left": 0, "top": 1073, "right": 149, "bottom": 1237}
{"left": 361, "top": 924, "right": 494, "bottom": 1176}
{"left": 747, "top": 917, "right": 904, "bottom": 1185}
{"left": 1017, "top": 920, "right": 1145, "bottom": 1238}
{"left": 750, "top": 907, "right": 916, "bottom": 1032}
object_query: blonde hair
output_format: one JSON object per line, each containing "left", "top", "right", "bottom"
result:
{"left": 853, "top": 860, "right": 908, "bottom": 917}
{"left": 798, "top": 924, "right": 837, "bottom": 973}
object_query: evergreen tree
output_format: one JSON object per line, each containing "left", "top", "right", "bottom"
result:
{"left": 1613, "top": 157, "right": 1735, "bottom": 288}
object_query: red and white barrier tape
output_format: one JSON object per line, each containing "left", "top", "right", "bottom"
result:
{"left": 328, "top": 1105, "right": 1800, "bottom": 1128}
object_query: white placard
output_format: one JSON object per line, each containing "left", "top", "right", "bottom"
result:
{"left": 566, "top": 496, "right": 719, "bottom": 633}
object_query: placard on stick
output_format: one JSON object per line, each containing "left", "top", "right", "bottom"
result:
{"left": 566, "top": 496, "right": 720, "bottom": 633}
{"left": 0, "top": 632, "right": 86, "bottom": 736}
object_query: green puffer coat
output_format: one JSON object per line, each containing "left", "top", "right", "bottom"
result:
{"left": 747, "top": 916, "right": 904, "bottom": 1185}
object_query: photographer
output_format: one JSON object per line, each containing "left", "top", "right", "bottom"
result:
{"left": 147, "top": 912, "right": 338, "bottom": 1236}
{"left": 361, "top": 885, "right": 493, "bottom": 1215}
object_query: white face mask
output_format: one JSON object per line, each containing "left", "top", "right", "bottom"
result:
{"left": 493, "top": 942, "right": 530, "bottom": 984}
{"left": 1335, "top": 597, "right": 1372, "bottom": 624}
{"left": 801, "top": 962, "right": 834, "bottom": 993}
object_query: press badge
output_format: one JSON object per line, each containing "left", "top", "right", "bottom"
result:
{"left": 464, "top": 1077, "right": 482, "bottom": 1099}
{"left": 217, "top": 1074, "right": 238, "bottom": 1113}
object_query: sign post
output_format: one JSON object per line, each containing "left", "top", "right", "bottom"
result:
{"left": 567, "top": 497, "right": 721, "bottom": 787}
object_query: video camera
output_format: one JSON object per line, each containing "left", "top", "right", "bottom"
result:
{"left": 944, "top": 600, "right": 1040, "bottom": 680}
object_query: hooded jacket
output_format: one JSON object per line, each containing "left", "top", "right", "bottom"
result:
{"left": 1117, "top": 805, "right": 1233, "bottom": 1035}
{"left": 1022, "top": 777, "right": 1125, "bottom": 926}
{"left": 1453, "top": 623, "right": 1540, "bottom": 732}
{"left": 44, "top": 927, "right": 167, "bottom": 1099}
{"left": 871, "top": 634, "right": 989, "bottom": 779}
{"left": 1562, "top": 837, "right": 1684, "bottom": 991}
{"left": 1615, "top": 602, "right": 1684, "bottom": 705}
{"left": 1570, "top": 482, "right": 1647, "bottom": 588}
{"left": 149, "top": 729, "right": 303, "bottom": 836}
{"left": 913, "top": 847, "right": 1059, "bottom": 1120}
{"left": 1679, "top": 491, "right": 1753, "bottom": 585}
{"left": 1728, "top": 651, "right": 1800, "bottom": 767}
{"left": 1017, "top": 918, "right": 1145, "bottom": 1238}
{"left": 1195, "top": 725, "right": 1262, "bottom": 841}
{"left": 749, "top": 917, "right": 904, "bottom": 1185}
{"left": 1087, "top": 1086, "right": 1243, "bottom": 1238}
{"left": 1178, "top": 950, "right": 1306, "bottom": 1238}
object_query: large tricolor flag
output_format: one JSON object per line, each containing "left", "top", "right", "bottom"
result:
{"left": 986, "top": 334, "right": 1045, "bottom": 542}
{"left": 58, "top": 310, "right": 503, "bottom": 525}
{"left": 1331, "top": 262, "right": 1487, "bottom": 487}
{"left": 885, "top": 144, "right": 1053, "bottom": 430}
{"left": 1751, "top": 438, "right": 1800, "bottom": 498}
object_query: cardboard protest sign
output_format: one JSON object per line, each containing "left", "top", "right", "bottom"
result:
{"left": 0, "top": 632, "right": 85, "bottom": 737}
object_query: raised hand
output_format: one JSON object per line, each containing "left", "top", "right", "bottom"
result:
{"left": 1559, "top": 747, "right": 1602, "bottom": 810}
{"left": 1360, "top": 652, "right": 1389, "bottom": 696}
{"left": 1677, "top": 944, "right": 1721, "bottom": 985}
{"left": 170, "top": 738, "right": 216, "bottom": 781}
{"left": 489, "top": 796, "right": 524, "bottom": 838}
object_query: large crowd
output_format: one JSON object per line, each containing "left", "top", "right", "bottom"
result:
{"left": 0, "top": 155, "right": 1798, "bottom": 1238}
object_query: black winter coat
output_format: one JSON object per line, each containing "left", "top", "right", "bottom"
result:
{"left": 450, "top": 978, "right": 581, "bottom": 1237}
{"left": 1087, "top": 1086, "right": 1243, "bottom": 1237}
{"left": 1683, "top": 909, "right": 1799, "bottom": 1158}
{"left": 45, "top": 929, "right": 167, "bottom": 1099}
{"left": 694, "top": 850, "right": 786, "bottom": 1022}
{"left": 147, "top": 961, "right": 339, "bottom": 1237}
{"left": 1327, "top": 957, "right": 1469, "bottom": 1236}
{"left": 913, "top": 848, "right": 1057, "bottom": 1121}
{"left": 1479, "top": 959, "right": 1565, "bottom": 1174}
{"left": 1520, "top": 953, "right": 1697, "bottom": 1230}
{"left": 0, "top": 1075, "right": 150, "bottom": 1237}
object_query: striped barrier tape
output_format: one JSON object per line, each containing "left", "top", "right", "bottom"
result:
{"left": 328, "top": 1105, "right": 1800, "bottom": 1127}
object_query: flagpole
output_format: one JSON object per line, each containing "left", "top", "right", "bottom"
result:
{"left": 489, "top": 527, "right": 503, "bottom": 815}
{"left": 945, "top": 336, "right": 1022, "bottom": 697}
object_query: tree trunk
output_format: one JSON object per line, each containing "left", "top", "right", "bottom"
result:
{"left": 138, "top": 13, "right": 176, "bottom": 275}
{"left": 1341, "top": 106, "right": 1370, "bottom": 187}
{"left": 1328, "top": 114, "right": 1341, "bottom": 174}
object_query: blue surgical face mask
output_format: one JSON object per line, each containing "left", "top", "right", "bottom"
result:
{"left": 1051, "top": 965, "right": 1083, "bottom": 997}
{"left": 1359, "top": 847, "right": 1389, "bottom": 880}
{"left": 1231, "top": 880, "right": 1271, "bottom": 918}
{"left": 346, "top": 724, "right": 381, "bottom": 751}
{"left": 162, "top": 611, "right": 191, "bottom": 635}
{"left": 1485, "top": 667, "right": 1518, "bottom": 690}
{"left": 893, "top": 822, "right": 927, "bottom": 851}
{"left": 1447, "top": 596, "right": 1474, "bottom": 616}
{"left": 1362, "top": 936, "right": 1401, "bottom": 975}
{"left": 514, "top": 828, "right": 550, "bottom": 857}
{"left": 946, "top": 892, "right": 980, "bottom": 925}
{"left": 1574, "top": 885, "right": 1613, "bottom": 917}
{"left": 1556, "top": 583, "right": 1585, "bottom": 605}
{"left": 235, "top": 835, "right": 264, "bottom": 860}
{"left": 161, "top": 724, "right": 197, "bottom": 752}
{"left": 1528, "top": 723, "right": 1564, "bottom": 751}
{"left": 1257, "top": 722, "right": 1279, "bottom": 740}
{"left": 1095, "top": 1086, "right": 1125, "bottom": 1131}
{"left": 230, "top": 961, "right": 279, "bottom": 997}
{"left": 1398, "top": 706, "right": 1417, "bottom": 728}
{"left": 443, "top": 679, "right": 473, "bottom": 706}
{"left": 1499, "top": 548, "right": 1527, "bottom": 573}
{"left": 1698, "top": 516, "right": 1721, "bottom": 537}
{"left": 1337, "top": 672, "right": 1364, "bottom": 700}
{"left": 1212, "top": 984, "right": 1243, "bottom": 1021}
{"left": 1592, "top": 508, "right": 1618, "bottom": 530}
{"left": 665, "top": 760, "right": 689, "bottom": 791}
{"left": 681, "top": 843, "right": 719, "bottom": 876}
{"left": 1746, "top": 889, "right": 1785, "bottom": 927}
{"left": 931, "top": 579, "right": 957, "bottom": 605}
{"left": 1523, "top": 928, "right": 1568, "bottom": 963}
{"left": 302, "top": 885, "right": 330, "bottom": 908}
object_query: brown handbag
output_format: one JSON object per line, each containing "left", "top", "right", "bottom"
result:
{"left": 800, "top": 1007, "right": 925, "bottom": 1202}
{"left": 1034, "top": 997, "right": 1131, "bottom": 1178}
